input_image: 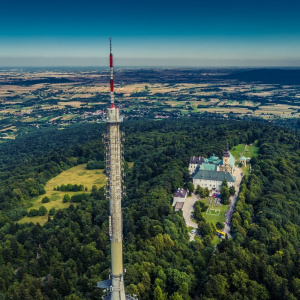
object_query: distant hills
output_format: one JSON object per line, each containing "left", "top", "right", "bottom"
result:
{"left": 0, "top": 77, "right": 72, "bottom": 86}
{"left": 225, "top": 69, "right": 300, "bottom": 85}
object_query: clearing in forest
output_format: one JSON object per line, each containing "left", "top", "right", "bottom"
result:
{"left": 206, "top": 209, "right": 220, "bottom": 216}
{"left": 231, "top": 140, "right": 259, "bottom": 161}
{"left": 200, "top": 198, "right": 228, "bottom": 224}
{"left": 230, "top": 144, "right": 246, "bottom": 159}
{"left": 230, "top": 141, "right": 259, "bottom": 175}
{"left": 244, "top": 141, "right": 259, "bottom": 157}
{"left": 19, "top": 164, "right": 106, "bottom": 225}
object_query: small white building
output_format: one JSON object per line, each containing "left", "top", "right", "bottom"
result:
{"left": 172, "top": 188, "right": 188, "bottom": 211}
{"left": 240, "top": 156, "right": 247, "bottom": 167}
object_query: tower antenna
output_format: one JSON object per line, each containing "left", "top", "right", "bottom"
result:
{"left": 109, "top": 37, "right": 114, "bottom": 107}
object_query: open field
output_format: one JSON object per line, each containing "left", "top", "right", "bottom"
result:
{"left": 231, "top": 144, "right": 247, "bottom": 159}
{"left": 230, "top": 141, "right": 259, "bottom": 175}
{"left": 0, "top": 126, "right": 17, "bottom": 132}
{"left": 203, "top": 107, "right": 252, "bottom": 114}
{"left": 1, "top": 68, "right": 300, "bottom": 138}
{"left": 200, "top": 198, "right": 229, "bottom": 224}
{"left": 254, "top": 104, "right": 299, "bottom": 115}
{"left": 231, "top": 140, "right": 259, "bottom": 161}
{"left": 244, "top": 141, "right": 259, "bottom": 157}
{"left": 19, "top": 164, "right": 106, "bottom": 225}
{"left": 58, "top": 101, "right": 85, "bottom": 107}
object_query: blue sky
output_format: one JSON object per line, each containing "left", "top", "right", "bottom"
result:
{"left": 1, "top": 0, "right": 300, "bottom": 66}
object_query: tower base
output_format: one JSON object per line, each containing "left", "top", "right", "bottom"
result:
{"left": 97, "top": 279, "right": 137, "bottom": 300}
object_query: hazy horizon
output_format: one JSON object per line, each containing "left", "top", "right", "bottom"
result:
{"left": 1, "top": 57, "right": 300, "bottom": 68}
{"left": 1, "top": 0, "right": 300, "bottom": 67}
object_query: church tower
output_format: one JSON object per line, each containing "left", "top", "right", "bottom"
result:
{"left": 223, "top": 143, "right": 230, "bottom": 166}
{"left": 219, "top": 143, "right": 233, "bottom": 173}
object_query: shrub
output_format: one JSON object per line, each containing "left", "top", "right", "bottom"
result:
{"left": 71, "top": 193, "right": 89, "bottom": 203}
{"left": 42, "top": 196, "right": 50, "bottom": 203}
{"left": 38, "top": 206, "right": 47, "bottom": 216}
{"left": 49, "top": 208, "right": 56, "bottom": 216}
{"left": 28, "top": 209, "right": 39, "bottom": 217}
{"left": 63, "top": 194, "right": 71, "bottom": 203}
{"left": 229, "top": 186, "right": 236, "bottom": 195}
{"left": 199, "top": 201, "right": 209, "bottom": 212}
{"left": 216, "top": 222, "right": 223, "bottom": 230}
{"left": 56, "top": 184, "right": 85, "bottom": 192}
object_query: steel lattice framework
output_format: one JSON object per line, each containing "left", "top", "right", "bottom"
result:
{"left": 97, "top": 39, "right": 136, "bottom": 300}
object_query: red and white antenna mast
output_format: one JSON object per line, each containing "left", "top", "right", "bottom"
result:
{"left": 109, "top": 37, "right": 115, "bottom": 108}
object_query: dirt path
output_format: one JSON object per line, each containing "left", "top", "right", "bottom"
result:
{"left": 241, "top": 144, "right": 247, "bottom": 156}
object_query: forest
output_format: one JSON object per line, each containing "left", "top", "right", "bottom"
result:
{"left": 0, "top": 117, "right": 299, "bottom": 299}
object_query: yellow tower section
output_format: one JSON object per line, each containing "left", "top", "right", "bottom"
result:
{"left": 220, "top": 143, "right": 232, "bottom": 173}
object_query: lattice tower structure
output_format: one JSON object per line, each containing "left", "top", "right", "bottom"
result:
{"left": 97, "top": 38, "right": 136, "bottom": 300}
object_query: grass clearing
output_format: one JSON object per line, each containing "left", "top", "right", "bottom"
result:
{"left": 231, "top": 141, "right": 259, "bottom": 176}
{"left": 231, "top": 144, "right": 246, "bottom": 160}
{"left": 206, "top": 209, "right": 220, "bottom": 216}
{"left": 200, "top": 198, "right": 229, "bottom": 224}
{"left": 187, "top": 226, "right": 194, "bottom": 233}
{"left": 19, "top": 164, "right": 106, "bottom": 225}
{"left": 231, "top": 140, "right": 259, "bottom": 162}
{"left": 211, "top": 236, "right": 222, "bottom": 245}
{"left": 244, "top": 141, "right": 259, "bottom": 157}
{"left": 43, "top": 164, "right": 106, "bottom": 190}
{"left": 241, "top": 165, "right": 250, "bottom": 176}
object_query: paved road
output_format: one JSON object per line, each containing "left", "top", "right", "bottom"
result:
{"left": 189, "top": 232, "right": 196, "bottom": 241}
{"left": 223, "top": 167, "right": 242, "bottom": 237}
{"left": 182, "top": 193, "right": 198, "bottom": 228}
